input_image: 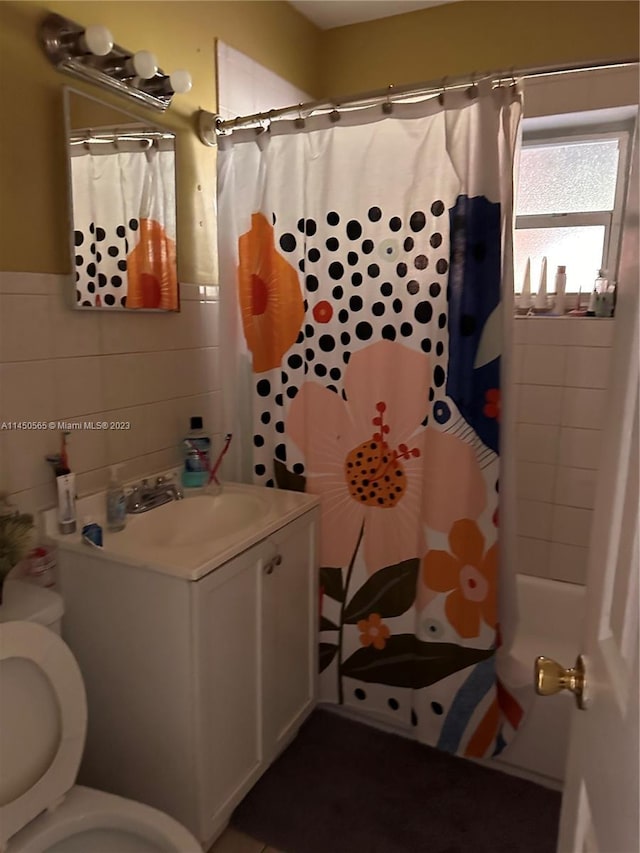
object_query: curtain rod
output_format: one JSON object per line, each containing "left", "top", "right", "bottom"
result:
{"left": 197, "top": 57, "right": 638, "bottom": 147}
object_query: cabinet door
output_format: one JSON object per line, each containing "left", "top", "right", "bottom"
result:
{"left": 193, "top": 541, "right": 269, "bottom": 841}
{"left": 263, "top": 510, "right": 318, "bottom": 761}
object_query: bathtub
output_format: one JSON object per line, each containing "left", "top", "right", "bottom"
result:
{"left": 492, "top": 573, "right": 586, "bottom": 789}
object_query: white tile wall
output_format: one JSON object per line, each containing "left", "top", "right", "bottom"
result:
{"left": 558, "top": 427, "right": 602, "bottom": 470}
{"left": 554, "top": 466, "right": 597, "bottom": 510}
{"left": 0, "top": 272, "right": 222, "bottom": 518}
{"left": 516, "top": 536, "right": 551, "bottom": 579}
{"left": 516, "top": 498, "right": 553, "bottom": 540}
{"left": 548, "top": 542, "right": 590, "bottom": 585}
{"left": 516, "top": 461, "right": 555, "bottom": 502}
{"left": 513, "top": 316, "right": 614, "bottom": 585}
{"left": 517, "top": 385, "right": 563, "bottom": 425}
{"left": 515, "top": 423, "right": 560, "bottom": 465}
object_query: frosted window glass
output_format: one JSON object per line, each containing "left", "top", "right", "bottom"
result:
{"left": 514, "top": 226, "right": 605, "bottom": 294}
{"left": 517, "top": 141, "right": 619, "bottom": 215}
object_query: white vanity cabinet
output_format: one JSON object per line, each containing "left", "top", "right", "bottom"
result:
{"left": 56, "top": 501, "right": 318, "bottom": 850}
{"left": 193, "top": 512, "right": 318, "bottom": 844}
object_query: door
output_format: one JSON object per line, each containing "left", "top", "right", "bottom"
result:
{"left": 556, "top": 127, "right": 639, "bottom": 853}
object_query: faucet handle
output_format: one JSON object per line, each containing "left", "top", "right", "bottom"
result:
{"left": 125, "top": 483, "right": 144, "bottom": 513}
{"left": 155, "top": 475, "right": 169, "bottom": 486}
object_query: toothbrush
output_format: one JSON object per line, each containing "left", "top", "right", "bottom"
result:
{"left": 60, "top": 431, "right": 70, "bottom": 471}
{"left": 184, "top": 439, "right": 210, "bottom": 470}
{"left": 208, "top": 434, "right": 232, "bottom": 486}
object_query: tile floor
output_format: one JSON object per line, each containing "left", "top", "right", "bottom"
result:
{"left": 208, "top": 825, "right": 284, "bottom": 853}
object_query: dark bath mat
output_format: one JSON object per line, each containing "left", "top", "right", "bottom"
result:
{"left": 232, "top": 707, "right": 561, "bottom": 853}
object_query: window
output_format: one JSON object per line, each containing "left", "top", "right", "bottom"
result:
{"left": 514, "top": 128, "right": 631, "bottom": 297}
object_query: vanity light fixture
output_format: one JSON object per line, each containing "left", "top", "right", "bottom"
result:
{"left": 39, "top": 12, "right": 192, "bottom": 111}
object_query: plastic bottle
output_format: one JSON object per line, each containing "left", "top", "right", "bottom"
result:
{"left": 106, "top": 464, "right": 127, "bottom": 532}
{"left": 595, "top": 269, "right": 608, "bottom": 293}
{"left": 182, "top": 416, "right": 211, "bottom": 488}
{"left": 553, "top": 265, "right": 567, "bottom": 315}
{"left": 24, "top": 546, "right": 57, "bottom": 588}
{"left": 588, "top": 269, "right": 609, "bottom": 317}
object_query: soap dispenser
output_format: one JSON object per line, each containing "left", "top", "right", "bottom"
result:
{"left": 106, "top": 464, "right": 127, "bottom": 532}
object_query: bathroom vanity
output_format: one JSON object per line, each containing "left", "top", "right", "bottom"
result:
{"left": 46, "top": 482, "right": 319, "bottom": 850}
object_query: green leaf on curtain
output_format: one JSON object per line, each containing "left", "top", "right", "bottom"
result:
{"left": 274, "top": 459, "right": 306, "bottom": 493}
{"left": 342, "top": 559, "right": 419, "bottom": 624}
{"left": 320, "top": 615, "right": 339, "bottom": 631}
{"left": 341, "top": 634, "right": 494, "bottom": 688}
{"left": 320, "top": 566, "right": 344, "bottom": 602}
{"left": 319, "top": 642, "right": 339, "bottom": 673}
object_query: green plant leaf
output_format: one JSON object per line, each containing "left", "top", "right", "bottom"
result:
{"left": 320, "top": 615, "right": 339, "bottom": 632}
{"left": 343, "top": 559, "right": 419, "bottom": 624}
{"left": 320, "top": 566, "right": 344, "bottom": 602}
{"left": 341, "top": 634, "right": 494, "bottom": 688}
{"left": 319, "top": 642, "right": 339, "bottom": 673}
{"left": 274, "top": 459, "right": 306, "bottom": 493}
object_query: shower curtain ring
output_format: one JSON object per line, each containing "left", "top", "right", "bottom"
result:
{"left": 438, "top": 76, "right": 447, "bottom": 106}
{"left": 467, "top": 72, "right": 478, "bottom": 99}
{"left": 294, "top": 103, "right": 306, "bottom": 129}
{"left": 509, "top": 68, "right": 519, "bottom": 99}
{"left": 329, "top": 106, "right": 341, "bottom": 123}
{"left": 382, "top": 84, "right": 394, "bottom": 115}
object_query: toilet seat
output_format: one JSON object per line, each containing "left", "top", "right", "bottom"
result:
{"left": 4, "top": 786, "right": 201, "bottom": 853}
{"left": 0, "top": 622, "right": 86, "bottom": 848}
{"left": 0, "top": 623, "right": 201, "bottom": 853}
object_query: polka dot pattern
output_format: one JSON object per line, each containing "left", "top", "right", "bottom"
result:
{"left": 74, "top": 219, "right": 138, "bottom": 307}
{"left": 251, "top": 200, "right": 452, "bottom": 488}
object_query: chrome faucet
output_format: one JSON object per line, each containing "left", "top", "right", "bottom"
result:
{"left": 126, "top": 476, "right": 184, "bottom": 514}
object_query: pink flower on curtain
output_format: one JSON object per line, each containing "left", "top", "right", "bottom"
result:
{"left": 287, "top": 340, "right": 487, "bottom": 574}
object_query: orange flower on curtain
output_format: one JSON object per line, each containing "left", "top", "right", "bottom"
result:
{"left": 126, "top": 218, "right": 178, "bottom": 310}
{"left": 238, "top": 213, "right": 305, "bottom": 373}
{"left": 357, "top": 614, "right": 391, "bottom": 650}
{"left": 422, "top": 519, "right": 497, "bottom": 639}
{"left": 483, "top": 388, "right": 501, "bottom": 421}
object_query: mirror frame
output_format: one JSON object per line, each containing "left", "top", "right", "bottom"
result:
{"left": 63, "top": 86, "right": 180, "bottom": 312}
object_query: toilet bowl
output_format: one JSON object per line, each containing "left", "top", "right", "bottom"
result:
{"left": 0, "top": 621, "right": 201, "bottom": 853}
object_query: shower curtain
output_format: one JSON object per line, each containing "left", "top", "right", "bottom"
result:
{"left": 218, "top": 80, "right": 524, "bottom": 757}
{"left": 71, "top": 142, "right": 177, "bottom": 309}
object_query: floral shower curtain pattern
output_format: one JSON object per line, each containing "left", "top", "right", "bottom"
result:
{"left": 218, "top": 81, "right": 524, "bottom": 757}
{"left": 71, "top": 143, "right": 177, "bottom": 309}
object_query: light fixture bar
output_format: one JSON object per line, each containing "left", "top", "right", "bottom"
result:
{"left": 39, "top": 12, "right": 187, "bottom": 112}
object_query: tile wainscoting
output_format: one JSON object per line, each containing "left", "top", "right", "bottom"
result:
{"left": 513, "top": 316, "right": 614, "bottom": 585}
{"left": 0, "top": 272, "right": 221, "bottom": 520}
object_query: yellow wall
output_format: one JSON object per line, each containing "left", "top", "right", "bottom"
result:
{"left": 1, "top": 0, "right": 637, "bottom": 279}
{"left": 0, "top": 1, "right": 321, "bottom": 280}
{"left": 319, "top": 1, "right": 639, "bottom": 97}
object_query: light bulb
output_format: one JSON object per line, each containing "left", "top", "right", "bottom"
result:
{"left": 170, "top": 70, "right": 192, "bottom": 94}
{"left": 82, "top": 24, "right": 113, "bottom": 57}
{"left": 132, "top": 50, "right": 158, "bottom": 80}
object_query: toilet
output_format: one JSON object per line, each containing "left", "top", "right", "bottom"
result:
{"left": 0, "top": 619, "right": 202, "bottom": 853}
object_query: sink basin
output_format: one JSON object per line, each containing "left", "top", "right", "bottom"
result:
{"left": 44, "top": 479, "right": 319, "bottom": 580}
{"left": 119, "top": 491, "right": 270, "bottom": 548}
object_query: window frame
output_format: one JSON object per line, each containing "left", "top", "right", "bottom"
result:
{"left": 515, "top": 128, "right": 632, "bottom": 292}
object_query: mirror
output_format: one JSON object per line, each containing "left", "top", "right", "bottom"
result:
{"left": 63, "top": 88, "right": 179, "bottom": 311}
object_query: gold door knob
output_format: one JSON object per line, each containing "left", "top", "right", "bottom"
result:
{"left": 535, "top": 654, "right": 588, "bottom": 710}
